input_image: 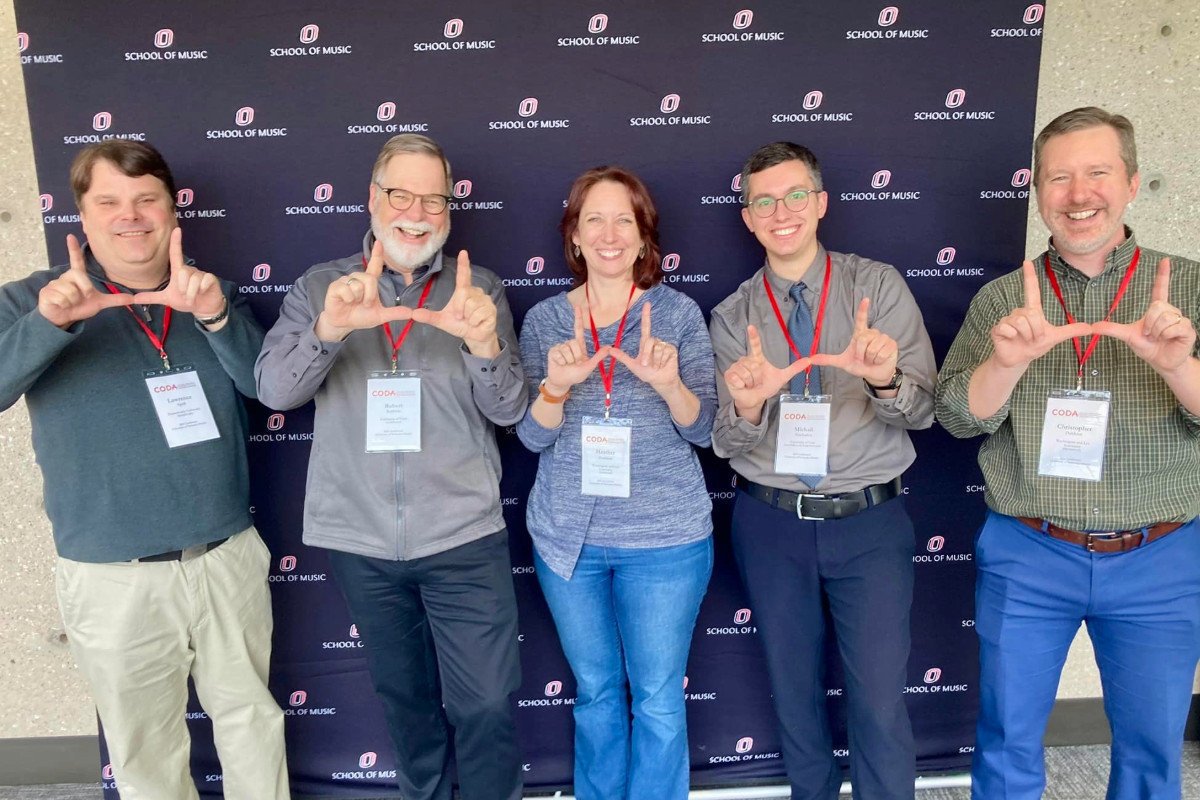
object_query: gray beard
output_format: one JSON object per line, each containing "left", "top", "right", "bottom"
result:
{"left": 371, "top": 217, "right": 450, "bottom": 271}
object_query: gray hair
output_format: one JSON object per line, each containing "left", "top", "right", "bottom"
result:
{"left": 371, "top": 134, "right": 453, "bottom": 193}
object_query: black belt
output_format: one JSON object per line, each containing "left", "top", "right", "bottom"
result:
{"left": 133, "top": 537, "right": 229, "bottom": 563}
{"left": 733, "top": 474, "right": 902, "bottom": 520}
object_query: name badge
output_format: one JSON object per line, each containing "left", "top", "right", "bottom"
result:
{"left": 365, "top": 370, "right": 421, "bottom": 453}
{"left": 144, "top": 366, "right": 221, "bottom": 449}
{"left": 774, "top": 394, "right": 832, "bottom": 476}
{"left": 581, "top": 416, "right": 633, "bottom": 498}
{"left": 1037, "top": 389, "right": 1111, "bottom": 481}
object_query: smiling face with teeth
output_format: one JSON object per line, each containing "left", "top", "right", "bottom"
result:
{"left": 570, "top": 180, "right": 646, "bottom": 283}
{"left": 78, "top": 159, "right": 176, "bottom": 287}
{"left": 741, "top": 159, "right": 828, "bottom": 278}
{"left": 1036, "top": 124, "right": 1140, "bottom": 265}
{"left": 368, "top": 152, "right": 451, "bottom": 273}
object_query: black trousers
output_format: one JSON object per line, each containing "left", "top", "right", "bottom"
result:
{"left": 731, "top": 492, "right": 916, "bottom": 800}
{"left": 329, "top": 530, "right": 522, "bottom": 800}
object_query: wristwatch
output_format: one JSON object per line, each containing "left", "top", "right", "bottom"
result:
{"left": 538, "top": 378, "right": 570, "bottom": 404}
{"left": 195, "top": 296, "right": 230, "bottom": 326}
{"left": 866, "top": 368, "right": 903, "bottom": 394}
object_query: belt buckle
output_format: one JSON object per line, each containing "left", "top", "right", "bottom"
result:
{"left": 1084, "top": 531, "right": 1119, "bottom": 552}
{"left": 179, "top": 543, "right": 211, "bottom": 562}
{"left": 795, "top": 492, "right": 827, "bottom": 521}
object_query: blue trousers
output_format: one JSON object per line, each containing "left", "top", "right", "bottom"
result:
{"left": 972, "top": 512, "right": 1200, "bottom": 800}
{"left": 731, "top": 492, "right": 917, "bottom": 800}
{"left": 535, "top": 538, "right": 713, "bottom": 800}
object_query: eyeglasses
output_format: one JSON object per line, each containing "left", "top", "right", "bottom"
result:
{"left": 376, "top": 184, "right": 451, "bottom": 215}
{"left": 745, "top": 188, "right": 821, "bottom": 218}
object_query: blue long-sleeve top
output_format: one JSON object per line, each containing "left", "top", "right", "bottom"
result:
{"left": 517, "top": 283, "right": 717, "bottom": 579}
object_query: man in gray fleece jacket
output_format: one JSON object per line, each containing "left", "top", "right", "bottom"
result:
{"left": 0, "top": 140, "right": 288, "bottom": 799}
{"left": 256, "top": 134, "right": 527, "bottom": 800}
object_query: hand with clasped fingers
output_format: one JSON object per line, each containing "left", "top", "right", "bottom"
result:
{"left": 723, "top": 324, "right": 812, "bottom": 425}
{"left": 315, "top": 240, "right": 417, "bottom": 342}
{"left": 542, "top": 302, "right": 611, "bottom": 398}
{"left": 609, "top": 302, "right": 680, "bottom": 391}
{"left": 37, "top": 234, "right": 134, "bottom": 329}
{"left": 132, "top": 228, "right": 227, "bottom": 326}
{"left": 809, "top": 297, "right": 898, "bottom": 388}
{"left": 409, "top": 251, "right": 500, "bottom": 357}
{"left": 1093, "top": 257, "right": 1197, "bottom": 377}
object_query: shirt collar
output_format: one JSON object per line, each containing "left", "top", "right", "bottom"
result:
{"left": 763, "top": 242, "right": 828, "bottom": 299}
{"left": 361, "top": 229, "right": 443, "bottom": 283}
{"left": 81, "top": 241, "right": 170, "bottom": 293}
{"left": 1046, "top": 226, "right": 1138, "bottom": 282}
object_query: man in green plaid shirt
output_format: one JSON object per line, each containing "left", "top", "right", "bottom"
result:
{"left": 937, "top": 107, "right": 1200, "bottom": 800}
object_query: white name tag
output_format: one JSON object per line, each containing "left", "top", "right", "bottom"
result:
{"left": 365, "top": 371, "right": 421, "bottom": 453}
{"left": 581, "top": 416, "right": 632, "bottom": 498}
{"left": 774, "top": 394, "right": 832, "bottom": 477}
{"left": 1037, "top": 389, "right": 1111, "bottom": 482}
{"left": 144, "top": 366, "right": 221, "bottom": 449}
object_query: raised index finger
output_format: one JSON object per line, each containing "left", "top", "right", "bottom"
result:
{"left": 365, "top": 240, "right": 385, "bottom": 276}
{"left": 854, "top": 297, "right": 870, "bottom": 333}
{"left": 746, "top": 324, "right": 764, "bottom": 359}
{"left": 573, "top": 302, "right": 585, "bottom": 342}
{"left": 66, "top": 234, "right": 87, "bottom": 273}
{"left": 169, "top": 226, "right": 184, "bottom": 271}
{"left": 640, "top": 301, "right": 652, "bottom": 342}
{"left": 456, "top": 250, "right": 472, "bottom": 290}
{"left": 1021, "top": 259, "right": 1043, "bottom": 313}
{"left": 1152, "top": 257, "right": 1172, "bottom": 304}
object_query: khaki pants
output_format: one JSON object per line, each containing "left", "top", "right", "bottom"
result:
{"left": 55, "top": 527, "right": 289, "bottom": 800}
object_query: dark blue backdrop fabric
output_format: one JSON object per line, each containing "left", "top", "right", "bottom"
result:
{"left": 15, "top": 1, "right": 1045, "bottom": 795}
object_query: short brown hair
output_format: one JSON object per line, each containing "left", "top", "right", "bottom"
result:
{"left": 69, "top": 140, "right": 176, "bottom": 209}
{"left": 741, "top": 141, "right": 824, "bottom": 201}
{"left": 1034, "top": 106, "right": 1137, "bottom": 185}
{"left": 560, "top": 167, "right": 662, "bottom": 289}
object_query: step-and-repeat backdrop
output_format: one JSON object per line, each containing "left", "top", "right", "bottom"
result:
{"left": 15, "top": 1, "right": 1045, "bottom": 795}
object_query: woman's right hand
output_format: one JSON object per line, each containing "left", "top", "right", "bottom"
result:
{"left": 545, "top": 303, "right": 610, "bottom": 395}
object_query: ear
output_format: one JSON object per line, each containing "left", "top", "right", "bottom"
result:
{"left": 741, "top": 206, "right": 755, "bottom": 233}
{"left": 570, "top": 229, "right": 580, "bottom": 247}
{"left": 367, "top": 183, "right": 379, "bottom": 215}
{"left": 1127, "top": 171, "right": 1141, "bottom": 204}
{"left": 815, "top": 190, "right": 829, "bottom": 220}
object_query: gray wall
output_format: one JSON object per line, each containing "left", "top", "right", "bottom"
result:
{"left": 1, "top": 0, "right": 1197, "bottom": 740}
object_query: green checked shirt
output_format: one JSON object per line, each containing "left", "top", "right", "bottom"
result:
{"left": 936, "top": 231, "right": 1200, "bottom": 531}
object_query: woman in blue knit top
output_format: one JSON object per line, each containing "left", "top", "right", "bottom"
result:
{"left": 517, "top": 166, "right": 717, "bottom": 800}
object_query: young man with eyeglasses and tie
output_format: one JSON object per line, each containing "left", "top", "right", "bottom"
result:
{"left": 710, "top": 141, "right": 937, "bottom": 800}
{"left": 256, "top": 134, "right": 527, "bottom": 800}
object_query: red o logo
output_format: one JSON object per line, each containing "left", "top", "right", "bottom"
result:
{"left": 377, "top": 102, "right": 396, "bottom": 122}
{"left": 660, "top": 93, "right": 680, "bottom": 114}
{"left": 589, "top": 14, "right": 608, "bottom": 33}
{"left": 1024, "top": 4, "right": 1044, "bottom": 24}
{"left": 936, "top": 247, "right": 956, "bottom": 266}
{"left": 266, "top": 412, "right": 284, "bottom": 430}
{"left": 731, "top": 173, "right": 742, "bottom": 192}
{"left": 526, "top": 257, "right": 544, "bottom": 275}
{"left": 454, "top": 180, "right": 472, "bottom": 199}
{"left": 39, "top": 193, "right": 52, "bottom": 213}
{"left": 102, "top": 764, "right": 114, "bottom": 779}
{"left": 314, "top": 183, "right": 333, "bottom": 203}
{"left": 444, "top": 18, "right": 463, "bottom": 38}
{"left": 871, "top": 170, "right": 892, "bottom": 189}
{"left": 175, "top": 188, "right": 193, "bottom": 208}
{"left": 236, "top": 106, "right": 255, "bottom": 126}
{"left": 545, "top": 680, "right": 562, "bottom": 697}
{"left": 519, "top": 97, "right": 538, "bottom": 117}
{"left": 299, "top": 24, "right": 319, "bottom": 44}
{"left": 927, "top": 535, "right": 945, "bottom": 552}
{"left": 359, "top": 752, "right": 377, "bottom": 769}
{"left": 253, "top": 263, "right": 272, "bottom": 283}
{"left": 154, "top": 29, "right": 174, "bottom": 49}
{"left": 349, "top": 624, "right": 360, "bottom": 638}
{"left": 279, "top": 555, "right": 297, "bottom": 572}
{"left": 662, "top": 253, "right": 680, "bottom": 272}
{"left": 736, "top": 736, "right": 754, "bottom": 754}
{"left": 879, "top": 6, "right": 899, "bottom": 26}
{"left": 733, "top": 9, "right": 754, "bottom": 29}
{"left": 1012, "top": 168, "right": 1031, "bottom": 188}
{"left": 945, "top": 89, "right": 966, "bottom": 109}
{"left": 289, "top": 690, "right": 307, "bottom": 707}
{"left": 733, "top": 608, "right": 752, "bottom": 625}
{"left": 92, "top": 112, "right": 112, "bottom": 132}
{"left": 803, "top": 91, "right": 824, "bottom": 110}
{"left": 17, "top": 32, "right": 28, "bottom": 53}
{"left": 924, "top": 667, "right": 942, "bottom": 684}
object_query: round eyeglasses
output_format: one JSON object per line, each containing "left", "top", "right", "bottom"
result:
{"left": 745, "top": 188, "right": 821, "bottom": 218}
{"left": 376, "top": 184, "right": 451, "bottom": 215}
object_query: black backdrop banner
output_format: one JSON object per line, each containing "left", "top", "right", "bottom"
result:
{"left": 15, "top": 1, "right": 1045, "bottom": 795}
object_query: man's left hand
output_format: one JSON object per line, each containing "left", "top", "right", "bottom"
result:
{"left": 410, "top": 250, "right": 500, "bottom": 357}
{"left": 809, "top": 297, "right": 898, "bottom": 387}
{"left": 132, "top": 228, "right": 227, "bottom": 322}
{"left": 1093, "top": 258, "right": 1197, "bottom": 376}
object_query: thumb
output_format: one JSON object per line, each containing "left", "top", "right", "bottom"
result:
{"left": 1089, "top": 320, "right": 1134, "bottom": 343}
{"left": 783, "top": 357, "right": 814, "bottom": 379}
{"left": 1046, "top": 321, "right": 1093, "bottom": 345}
{"left": 585, "top": 345, "right": 613, "bottom": 370}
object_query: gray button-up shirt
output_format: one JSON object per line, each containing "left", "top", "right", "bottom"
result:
{"left": 255, "top": 233, "right": 528, "bottom": 561}
{"left": 710, "top": 244, "right": 937, "bottom": 493}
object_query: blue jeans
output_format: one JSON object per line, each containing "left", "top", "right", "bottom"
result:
{"left": 972, "top": 512, "right": 1200, "bottom": 800}
{"left": 535, "top": 537, "right": 713, "bottom": 800}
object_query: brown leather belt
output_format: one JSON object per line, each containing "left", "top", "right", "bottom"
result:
{"left": 1017, "top": 517, "right": 1184, "bottom": 553}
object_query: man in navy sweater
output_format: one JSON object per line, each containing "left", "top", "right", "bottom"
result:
{"left": 0, "top": 141, "right": 288, "bottom": 799}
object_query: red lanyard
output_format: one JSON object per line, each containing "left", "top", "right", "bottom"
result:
{"left": 105, "top": 283, "right": 172, "bottom": 368}
{"left": 363, "top": 255, "right": 435, "bottom": 371}
{"left": 585, "top": 283, "right": 637, "bottom": 419}
{"left": 762, "top": 253, "right": 832, "bottom": 392}
{"left": 1043, "top": 248, "right": 1139, "bottom": 388}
